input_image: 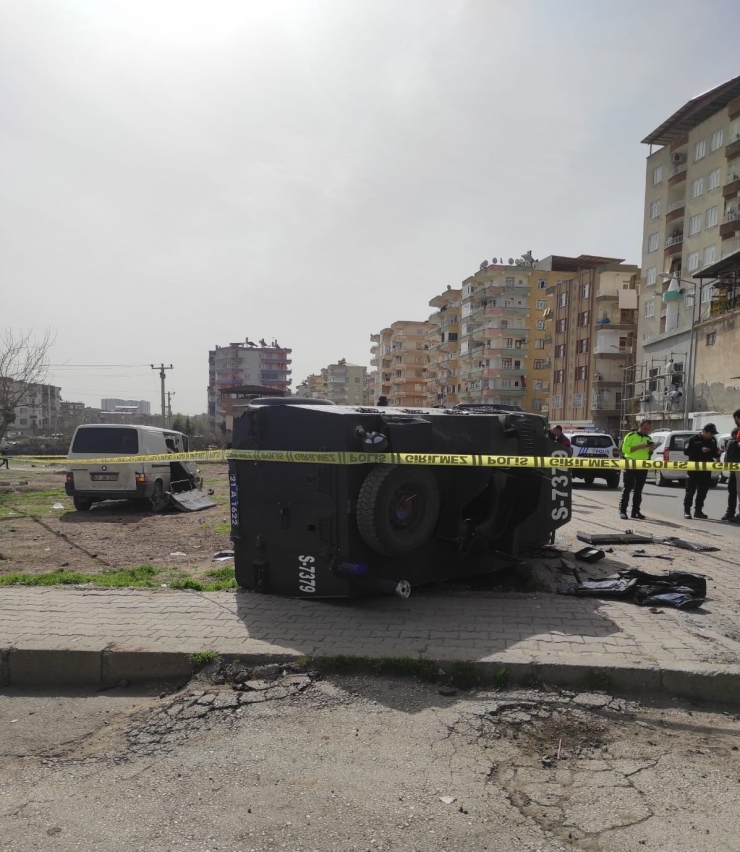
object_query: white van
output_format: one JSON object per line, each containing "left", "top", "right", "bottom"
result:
{"left": 65, "top": 424, "right": 201, "bottom": 512}
{"left": 649, "top": 430, "right": 720, "bottom": 487}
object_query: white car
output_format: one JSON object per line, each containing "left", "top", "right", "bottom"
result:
{"left": 564, "top": 431, "right": 621, "bottom": 488}
{"left": 649, "top": 430, "right": 721, "bottom": 487}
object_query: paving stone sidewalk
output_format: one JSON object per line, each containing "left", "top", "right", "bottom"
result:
{"left": 1, "top": 487, "right": 739, "bottom": 682}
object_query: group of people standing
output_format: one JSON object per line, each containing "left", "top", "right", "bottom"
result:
{"left": 619, "top": 409, "right": 740, "bottom": 522}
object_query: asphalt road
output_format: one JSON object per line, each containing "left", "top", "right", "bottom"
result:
{"left": 575, "top": 476, "right": 735, "bottom": 522}
{"left": 2, "top": 674, "right": 740, "bottom": 852}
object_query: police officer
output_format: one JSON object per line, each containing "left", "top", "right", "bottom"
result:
{"left": 683, "top": 423, "right": 720, "bottom": 520}
{"left": 619, "top": 419, "right": 655, "bottom": 521}
{"left": 722, "top": 427, "right": 739, "bottom": 522}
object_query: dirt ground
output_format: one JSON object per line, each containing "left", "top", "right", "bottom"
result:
{"left": 0, "top": 463, "right": 232, "bottom": 585}
{"left": 2, "top": 667, "right": 740, "bottom": 851}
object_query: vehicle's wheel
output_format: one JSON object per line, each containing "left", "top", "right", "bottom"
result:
{"left": 149, "top": 480, "right": 169, "bottom": 513}
{"left": 582, "top": 474, "right": 595, "bottom": 486}
{"left": 356, "top": 465, "right": 440, "bottom": 556}
{"left": 655, "top": 470, "right": 669, "bottom": 487}
{"left": 709, "top": 478, "right": 719, "bottom": 489}
{"left": 73, "top": 496, "right": 92, "bottom": 511}
{"left": 605, "top": 473, "right": 621, "bottom": 489}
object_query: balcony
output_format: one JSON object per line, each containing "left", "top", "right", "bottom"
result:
{"left": 666, "top": 199, "right": 686, "bottom": 223}
{"left": 591, "top": 400, "right": 619, "bottom": 412}
{"left": 723, "top": 173, "right": 740, "bottom": 198}
{"left": 498, "top": 386, "right": 527, "bottom": 397}
{"left": 720, "top": 211, "right": 740, "bottom": 239}
{"left": 664, "top": 234, "right": 683, "bottom": 256}
{"left": 592, "top": 345, "right": 632, "bottom": 356}
{"left": 595, "top": 287, "right": 619, "bottom": 301}
{"left": 668, "top": 163, "right": 687, "bottom": 185}
{"left": 725, "top": 133, "right": 740, "bottom": 161}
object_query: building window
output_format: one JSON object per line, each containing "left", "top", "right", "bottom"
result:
{"left": 505, "top": 277, "right": 514, "bottom": 287}
{"left": 579, "top": 283, "right": 591, "bottom": 299}
{"left": 500, "top": 320, "right": 509, "bottom": 328}
{"left": 534, "top": 339, "right": 545, "bottom": 349}
{"left": 694, "top": 138, "right": 706, "bottom": 161}
{"left": 691, "top": 177, "right": 704, "bottom": 198}
{"left": 573, "top": 392, "right": 586, "bottom": 408}
{"left": 706, "top": 206, "right": 718, "bottom": 228}
{"left": 534, "top": 380, "right": 543, "bottom": 390}
{"left": 650, "top": 200, "right": 661, "bottom": 219}
{"left": 702, "top": 284, "right": 713, "bottom": 303}
{"left": 706, "top": 331, "right": 716, "bottom": 346}
{"left": 648, "top": 233, "right": 659, "bottom": 252}
{"left": 448, "top": 332, "right": 458, "bottom": 341}
{"left": 711, "top": 128, "right": 724, "bottom": 152}
{"left": 533, "top": 359, "right": 545, "bottom": 369}
{"left": 555, "top": 370, "right": 564, "bottom": 384}
{"left": 536, "top": 320, "right": 545, "bottom": 330}
{"left": 557, "top": 292, "right": 567, "bottom": 307}
{"left": 646, "top": 267, "right": 657, "bottom": 286}
{"left": 552, "top": 394, "right": 563, "bottom": 408}
{"left": 576, "top": 338, "right": 589, "bottom": 354}
{"left": 687, "top": 251, "right": 700, "bottom": 271}
{"left": 703, "top": 244, "right": 716, "bottom": 267}
{"left": 644, "top": 299, "right": 655, "bottom": 318}
{"left": 555, "top": 344, "right": 565, "bottom": 358}
{"left": 653, "top": 166, "right": 663, "bottom": 184}
{"left": 556, "top": 318, "right": 567, "bottom": 333}
{"left": 538, "top": 279, "right": 547, "bottom": 289}
{"left": 688, "top": 214, "right": 702, "bottom": 235}
{"left": 536, "top": 299, "right": 547, "bottom": 310}
{"left": 577, "top": 366, "right": 588, "bottom": 381}
{"left": 708, "top": 168, "right": 721, "bottom": 190}
{"left": 578, "top": 311, "right": 590, "bottom": 327}
{"left": 685, "top": 290, "right": 695, "bottom": 307}
{"left": 532, "top": 400, "right": 543, "bottom": 410}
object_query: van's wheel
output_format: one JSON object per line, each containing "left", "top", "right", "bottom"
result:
{"left": 709, "top": 478, "right": 719, "bottom": 489}
{"left": 582, "top": 474, "right": 595, "bottom": 486}
{"left": 149, "top": 480, "right": 169, "bottom": 513}
{"left": 356, "top": 465, "right": 440, "bottom": 556}
{"left": 605, "top": 473, "right": 621, "bottom": 489}
{"left": 655, "top": 470, "right": 669, "bottom": 487}
{"left": 73, "top": 496, "right": 92, "bottom": 512}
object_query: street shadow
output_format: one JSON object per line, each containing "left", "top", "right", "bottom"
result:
{"left": 58, "top": 501, "right": 173, "bottom": 526}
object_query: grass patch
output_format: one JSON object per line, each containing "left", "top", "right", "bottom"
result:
{"left": 205, "top": 565, "right": 235, "bottom": 581}
{"left": 0, "top": 564, "right": 237, "bottom": 591}
{"left": 448, "top": 661, "right": 483, "bottom": 689}
{"left": 211, "top": 522, "right": 231, "bottom": 534}
{"left": 189, "top": 650, "right": 219, "bottom": 667}
{"left": 521, "top": 673, "right": 542, "bottom": 689}
{"left": 492, "top": 665, "right": 511, "bottom": 689}
{"left": 0, "top": 485, "right": 68, "bottom": 517}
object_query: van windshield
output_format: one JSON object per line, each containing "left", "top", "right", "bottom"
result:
{"left": 71, "top": 428, "right": 139, "bottom": 455}
{"left": 669, "top": 433, "right": 694, "bottom": 451}
{"left": 570, "top": 435, "right": 614, "bottom": 448}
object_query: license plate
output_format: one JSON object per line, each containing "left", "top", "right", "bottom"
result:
{"left": 91, "top": 473, "right": 118, "bottom": 481}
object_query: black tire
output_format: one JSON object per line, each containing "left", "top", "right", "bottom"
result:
{"left": 582, "top": 474, "right": 595, "bottom": 486}
{"left": 655, "top": 470, "right": 669, "bottom": 487}
{"left": 605, "top": 473, "right": 621, "bottom": 489}
{"left": 73, "top": 496, "right": 92, "bottom": 512}
{"left": 149, "top": 480, "right": 169, "bottom": 513}
{"left": 709, "top": 478, "right": 719, "bottom": 489}
{"left": 356, "top": 465, "right": 440, "bottom": 556}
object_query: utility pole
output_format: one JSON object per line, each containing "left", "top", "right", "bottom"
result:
{"left": 167, "top": 391, "right": 176, "bottom": 429}
{"left": 151, "top": 364, "right": 173, "bottom": 428}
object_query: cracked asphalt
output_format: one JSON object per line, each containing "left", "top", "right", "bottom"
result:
{"left": 2, "top": 667, "right": 740, "bottom": 852}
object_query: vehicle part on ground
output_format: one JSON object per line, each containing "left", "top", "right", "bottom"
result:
{"left": 577, "top": 530, "right": 720, "bottom": 553}
{"left": 170, "top": 490, "right": 218, "bottom": 512}
{"left": 574, "top": 546, "right": 606, "bottom": 563}
{"left": 228, "top": 401, "right": 571, "bottom": 597}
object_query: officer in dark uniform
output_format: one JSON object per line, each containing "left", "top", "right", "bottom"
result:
{"left": 683, "top": 423, "right": 720, "bottom": 520}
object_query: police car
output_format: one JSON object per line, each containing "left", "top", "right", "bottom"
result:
{"left": 563, "top": 431, "right": 621, "bottom": 489}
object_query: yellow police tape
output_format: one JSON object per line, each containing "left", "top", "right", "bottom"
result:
{"left": 5, "top": 450, "right": 740, "bottom": 474}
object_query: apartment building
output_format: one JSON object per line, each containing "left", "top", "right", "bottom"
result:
{"left": 320, "top": 360, "right": 367, "bottom": 406}
{"left": 101, "top": 398, "right": 151, "bottom": 415}
{"left": 542, "top": 256, "right": 639, "bottom": 435}
{"left": 457, "top": 260, "right": 557, "bottom": 413}
{"left": 370, "top": 321, "right": 431, "bottom": 406}
{"left": 636, "top": 75, "right": 740, "bottom": 425}
{"left": 208, "top": 339, "right": 291, "bottom": 426}
{"left": 363, "top": 371, "right": 377, "bottom": 405}
{"left": 426, "top": 287, "right": 461, "bottom": 406}
{"left": 296, "top": 374, "right": 325, "bottom": 399}
{"left": 6, "top": 382, "right": 62, "bottom": 436}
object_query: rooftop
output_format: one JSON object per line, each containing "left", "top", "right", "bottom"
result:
{"left": 536, "top": 254, "right": 625, "bottom": 272}
{"left": 642, "top": 74, "right": 740, "bottom": 147}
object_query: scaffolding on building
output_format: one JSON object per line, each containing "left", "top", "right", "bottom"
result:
{"left": 619, "top": 349, "right": 690, "bottom": 437}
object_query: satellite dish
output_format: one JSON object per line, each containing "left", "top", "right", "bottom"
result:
{"left": 446, "top": 284, "right": 452, "bottom": 290}
{"left": 479, "top": 260, "right": 489, "bottom": 270}
{"left": 491, "top": 257, "right": 497, "bottom": 264}
{"left": 508, "top": 258, "right": 514, "bottom": 265}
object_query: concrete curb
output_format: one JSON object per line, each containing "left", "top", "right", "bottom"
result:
{"left": 3, "top": 646, "right": 740, "bottom": 705}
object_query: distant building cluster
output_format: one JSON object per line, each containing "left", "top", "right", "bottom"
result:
{"left": 295, "top": 359, "right": 369, "bottom": 406}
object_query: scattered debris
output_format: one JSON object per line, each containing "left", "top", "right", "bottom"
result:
{"left": 558, "top": 568, "right": 707, "bottom": 609}
{"left": 575, "top": 546, "right": 606, "bottom": 563}
{"left": 169, "top": 551, "right": 187, "bottom": 557}
{"left": 51, "top": 502, "right": 64, "bottom": 510}
{"left": 577, "top": 530, "right": 720, "bottom": 553}
{"left": 632, "top": 549, "right": 675, "bottom": 561}
{"left": 440, "top": 796, "right": 457, "bottom": 805}
{"left": 213, "top": 549, "right": 234, "bottom": 561}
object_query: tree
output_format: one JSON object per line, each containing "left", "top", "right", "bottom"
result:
{"left": 0, "top": 329, "right": 54, "bottom": 444}
{"left": 184, "top": 416, "right": 192, "bottom": 435}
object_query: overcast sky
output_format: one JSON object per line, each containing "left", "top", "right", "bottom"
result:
{"left": 3, "top": 0, "right": 740, "bottom": 414}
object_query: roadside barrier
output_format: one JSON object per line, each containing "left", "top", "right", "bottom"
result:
{"left": 4, "top": 450, "right": 740, "bottom": 474}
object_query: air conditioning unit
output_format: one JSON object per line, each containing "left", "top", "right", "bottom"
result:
{"left": 671, "top": 152, "right": 685, "bottom": 164}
